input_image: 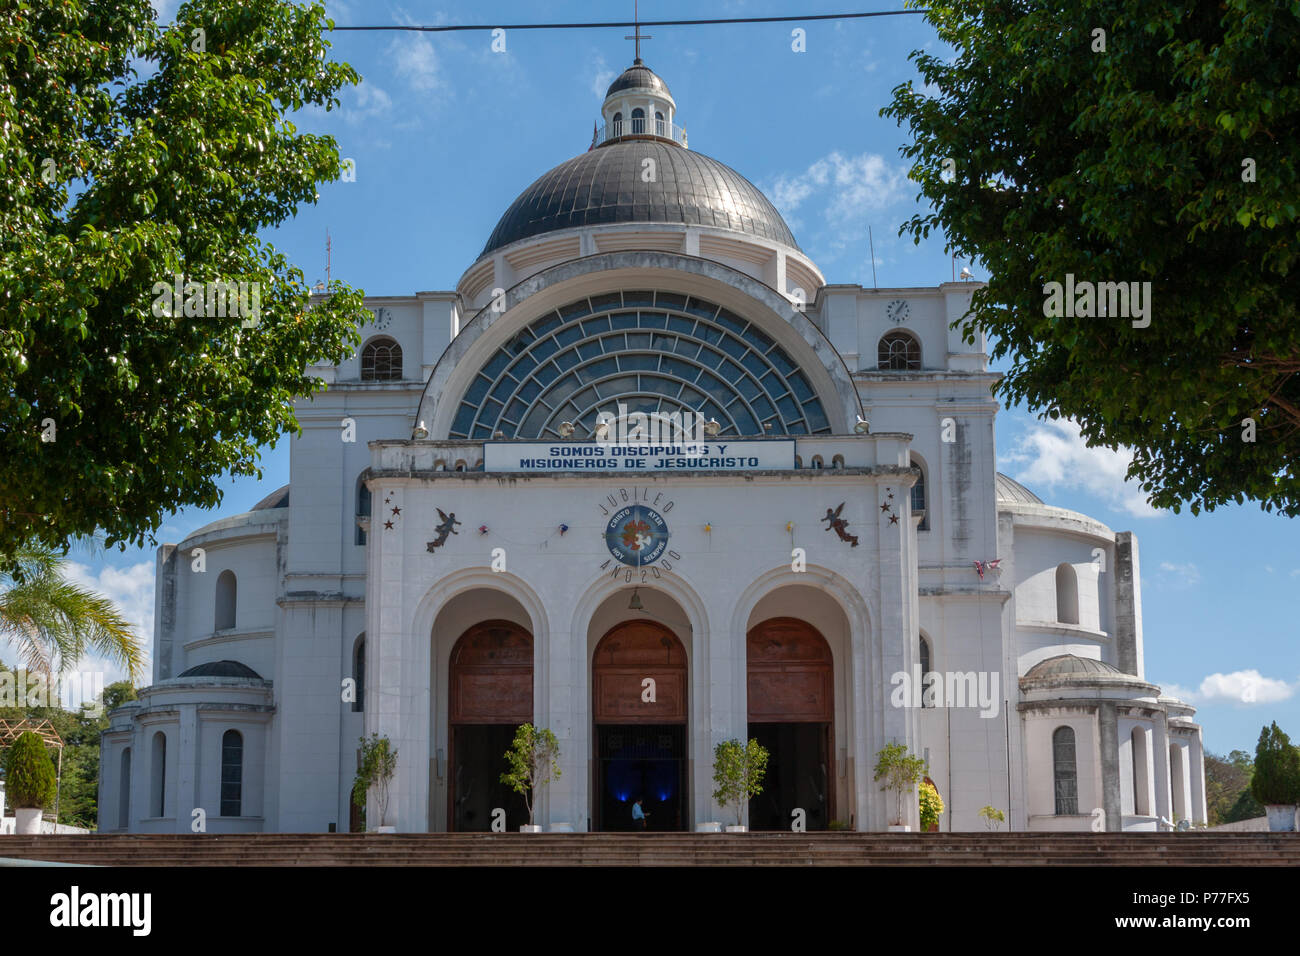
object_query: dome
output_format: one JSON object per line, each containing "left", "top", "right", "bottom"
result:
{"left": 1023, "top": 654, "right": 1124, "bottom": 680}
{"left": 176, "top": 660, "right": 263, "bottom": 680}
{"left": 480, "top": 141, "right": 800, "bottom": 257}
{"left": 605, "top": 61, "right": 671, "bottom": 99}
{"left": 995, "top": 472, "right": 1043, "bottom": 505}
{"left": 251, "top": 484, "right": 290, "bottom": 510}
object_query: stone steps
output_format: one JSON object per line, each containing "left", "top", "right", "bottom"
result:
{"left": 2, "top": 832, "right": 1297, "bottom": 866}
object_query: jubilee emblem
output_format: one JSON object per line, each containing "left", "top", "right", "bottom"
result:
{"left": 604, "top": 505, "right": 670, "bottom": 567}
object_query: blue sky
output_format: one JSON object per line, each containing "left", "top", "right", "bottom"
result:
{"left": 19, "top": 1, "right": 1294, "bottom": 757}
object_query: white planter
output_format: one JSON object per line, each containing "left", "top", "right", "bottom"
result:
{"left": 725, "top": 825, "right": 748, "bottom": 833}
{"left": 374, "top": 825, "right": 396, "bottom": 834}
{"left": 1265, "top": 804, "right": 1297, "bottom": 832}
{"left": 519, "top": 824, "right": 543, "bottom": 833}
{"left": 887, "top": 824, "right": 912, "bottom": 833}
{"left": 547, "top": 822, "right": 574, "bottom": 833}
{"left": 15, "top": 808, "right": 43, "bottom": 835}
{"left": 695, "top": 822, "right": 722, "bottom": 833}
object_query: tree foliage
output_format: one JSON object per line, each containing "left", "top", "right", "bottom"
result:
{"left": 0, "top": 0, "right": 368, "bottom": 561}
{"left": 0, "top": 542, "right": 144, "bottom": 680}
{"left": 711, "top": 737, "right": 769, "bottom": 826}
{"left": 1251, "top": 721, "right": 1300, "bottom": 805}
{"left": 0, "top": 660, "right": 137, "bottom": 827}
{"left": 873, "top": 741, "right": 927, "bottom": 826}
{"left": 1204, "top": 749, "right": 1263, "bottom": 825}
{"left": 351, "top": 733, "right": 397, "bottom": 829}
{"left": 919, "top": 779, "right": 945, "bottom": 830}
{"left": 500, "top": 723, "right": 561, "bottom": 827}
{"left": 882, "top": 0, "right": 1300, "bottom": 516}
{"left": 4, "top": 730, "right": 57, "bottom": 809}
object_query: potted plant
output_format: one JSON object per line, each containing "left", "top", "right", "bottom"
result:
{"left": 979, "top": 805, "right": 1006, "bottom": 831}
{"left": 3, "top": 732, "right": 56, "bottom": 835}
{"left": 352, "top": 733, "right": 398, "bottom": 833}
{"left": 711, "top": 737, "right": 768, "bottom": 832}
{"left": 1251, "top": 722, "right": 1300, "bottom": 832}
{"left": 500, "top": 723, "right": 561, "bottom": 833}
{"left": 919, "top": 779, "right": 944, "bottom": 832}
{"left": 873, "top": 742, "right": 926, "bottom": 831}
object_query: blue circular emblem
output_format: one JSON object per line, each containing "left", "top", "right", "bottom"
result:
{"left": 604, "top": 505, "right": 670, "bottom": 567}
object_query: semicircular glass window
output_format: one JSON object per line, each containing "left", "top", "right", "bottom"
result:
{"left": 449, "top": 292, "right": 832, "bottom": 440}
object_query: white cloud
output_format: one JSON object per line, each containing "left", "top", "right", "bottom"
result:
{"left": 342, "top": 82, "right": 393, "bottom": 125}
{"left": 769, "top": 152, "right": 907, "bottom": 234}
{"left": 60, "top": 560, "right": 156, "bottom": 687}
{"left": 1157, "top": 561, "right": 1201, "bottom": 589}
{"left": 388, "top": 33, "right": 443, "bottom": 94}
{"left": 1004, "top": 417, "right": 1159, "bottom": 518}
{"left": 589, "top": 55, "right": 616, "bottom": 100}
{"left": 1161, "top": 670, "right": 1296, "bottom": 707}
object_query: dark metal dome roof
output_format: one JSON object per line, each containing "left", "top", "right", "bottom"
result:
{"left": 176, "top": 660, "right": 263, "bottom": 680}
{"left": 480, "top": 140, "right": 800, "bottom": 257}
{"left": 605, "top": 61, "right": 671, "bottom": 98}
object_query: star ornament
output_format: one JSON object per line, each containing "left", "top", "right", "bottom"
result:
{"left": 880, "top": 502, "right": 891, "bottom": 513}
{"left": 888, "top": 513, "right": 899, "bottom": 525}
{"left": 384, "top": 520, "right": 394, "bottom": 530}
{"left": 391, "top": 506, "right": 401, "bottom": 516}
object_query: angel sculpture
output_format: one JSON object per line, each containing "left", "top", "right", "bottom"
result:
{"left": 821, "top": 502, "right": 859, "bottom": 547}
{"left": 427, "top": 508, "right": 462, "bottom": 551}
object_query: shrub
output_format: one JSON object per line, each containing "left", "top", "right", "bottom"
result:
{"left": 1251, "top": 722, "right": 1300, "bottom": 805}
{"left": 979, "top": 805, "right": 1006, "bottom": 831}
{"left": 919, "top": 781, "right": 944, "bottom": 831}
{"left": 4, "top": 731, "right": 56, "bottom": 810}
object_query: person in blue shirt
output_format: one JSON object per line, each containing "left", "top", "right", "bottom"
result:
{"left": 632, "top": 798, "right": 648, "bottom": 831}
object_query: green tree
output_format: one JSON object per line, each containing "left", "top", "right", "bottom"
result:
{"left": 711, "top": 737, "right": 769, "bottom": 827}
{"left": 873, "top": 742, "right": 927, "bottom": 826}
{"left": 882, "top": 0, "right": 1300, "bottom": 517}
{"left": 0, "top": 0, "right": 368, "bottom": 563}
{"left": 4, "top": 731, "right": 57, "bottom": 810}
{"left": 351, "top": 733, "right": 398, "bottom": 830}
{"left": 1205, "top": 749, "right": 1263, "bottom": 825}
{"left": 500, "top": 723, "right": 561, "bottom": 828}
{"left": 1251, "top": 722, "right": 1300, "bottom": 805}
{"left": 0, "top": 542, "right": 144, "bottom": 681}
{"left": 0, "top": 662, "right": 136, "bottom": 828}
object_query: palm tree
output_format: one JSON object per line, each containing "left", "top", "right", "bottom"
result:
{"left": 0, "top": 542, "right": 145, "bottom": 683}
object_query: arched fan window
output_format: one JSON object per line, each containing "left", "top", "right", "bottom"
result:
{"left": 361, "top": 337, "right": 402, "bottom": 382}
{"left": 449, "top": 291, "right": 831, "bottom": 440}
{"left": 878, "top": 330, "right": 921, "bottom": 370}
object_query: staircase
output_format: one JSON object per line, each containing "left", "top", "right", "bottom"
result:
{"left": 2, "top": 831, "right": 1298, "bottom": 866}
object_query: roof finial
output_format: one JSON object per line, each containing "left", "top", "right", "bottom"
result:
{"left": 624, "top": 0, "right": 652, "bottom": 64}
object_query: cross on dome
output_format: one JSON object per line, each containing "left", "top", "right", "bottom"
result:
{"left": 624, "top": 1, "right": 653, "bottom": 64}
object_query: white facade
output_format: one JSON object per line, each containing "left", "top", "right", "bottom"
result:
{"left": 100, "top": 59, "right": 1207, "bottom": 834}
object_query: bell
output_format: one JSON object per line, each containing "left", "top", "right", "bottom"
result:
{"left": 628, "top": 588, "right": 644, "bottom": 612}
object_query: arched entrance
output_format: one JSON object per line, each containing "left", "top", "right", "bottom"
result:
{"left": 448, "top": 620, "right": 533, "bottom": 832}
{"left": 747, "top": 617, "right": 834, "bottom": 830}
{"left": 592, "top": 620, "right": 687, "bottom": 831}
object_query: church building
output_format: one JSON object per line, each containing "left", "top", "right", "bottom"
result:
{"left": 99, "top": 54, "right": 1208, "bottom": 835}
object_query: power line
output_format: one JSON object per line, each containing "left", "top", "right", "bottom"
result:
{"left": 332, "top": 11, "right": 929, "bottom": 33}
